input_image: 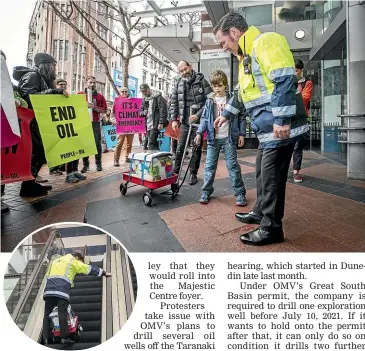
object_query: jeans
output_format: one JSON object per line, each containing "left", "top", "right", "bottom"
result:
{"left": 293, "top": 139, "right": 303, "bottom": 171}
{"left": 202, "top": 137, "right": 246, "bottom": 196}
{"left": 252, "top": 143, "right": 295, "bottom": 234}
{"left": 174, "top": 124, "right": 202, "bottom": 175}
{"left": 83, "top": 122, "right": 102, "bottom": 167}
{"left": 42, "top": 297, "right": 69, "bottom": 341}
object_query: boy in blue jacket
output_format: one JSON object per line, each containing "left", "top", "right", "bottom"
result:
{"left": 194, "top": 70, "right": 247, "bottom": 206}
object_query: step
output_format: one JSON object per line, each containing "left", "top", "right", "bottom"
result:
{"left": 46, "top": 342, "right": 100, "bottom": 350}
{"left": 73, "top": 275, "right": 103, "bottom": 283}
{"left": 76, "top": 311, "right": 102, "bottom": 322}
{"left": 78, "top": 331, "right": 101, "bottom": 343}
{"left": 71, "top": 287, "right": 101, "bottom": 296}
{"left": 69, "top": 295, "right": 102, "bottom": 304}
{"left": 73, "top": 280, "right": 102, "bottom": 289}
{"left": 78, "top": 320, "right": 100, "bottom": 331}
{"left": 72, "top": 303, "right": 101, "bottom": 313}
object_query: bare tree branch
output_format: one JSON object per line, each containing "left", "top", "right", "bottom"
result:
{"left": 130, "top": 43, "right": 150, "bottom": 59}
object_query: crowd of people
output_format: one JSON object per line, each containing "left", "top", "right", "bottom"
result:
{"left": 2, "top": 10, "right": 313, "bottom": 246}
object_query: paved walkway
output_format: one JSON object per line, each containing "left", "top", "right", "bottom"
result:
{"left": 1, "top": 148, "right": 365, "bottom": 253}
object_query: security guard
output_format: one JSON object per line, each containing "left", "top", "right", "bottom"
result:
{"left": 42, "top": 250, "right": 111, "bottom": 345}
{"left": 214, "top": 12, "right": 308, "bottom": 246}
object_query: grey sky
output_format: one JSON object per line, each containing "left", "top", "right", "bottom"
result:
{"left": 0, "top": 0, "right": 37, "bottom": 81}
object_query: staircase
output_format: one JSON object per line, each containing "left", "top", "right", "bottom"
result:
{"left": 47, "top": 261, "right": 103, "bottom": 350}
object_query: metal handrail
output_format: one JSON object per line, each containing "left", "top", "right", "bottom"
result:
{"left": 105, "top": 235, "right": 113, "bottom": 341}
{"left": 12, "top": 228, "right": 55, "bottom": 324}
{"left": 338, "top": 114, "right": 365, "bottom": 118}
{"left": 120, "top": 249, "right": 134, "bottom": 319}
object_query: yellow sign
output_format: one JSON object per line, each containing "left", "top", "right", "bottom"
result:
{"left": 30, "top": 94, "right": 97, "bottom": 168}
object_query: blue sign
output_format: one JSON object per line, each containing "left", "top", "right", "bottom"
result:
{"left": 157, "top": 128, "right": 171, "bottom": 152}
{"left": 103, "top": 125, "right": 118, "bottom": 149}
{"left": 112, "top": 70, "right": 138, "bottom": 99}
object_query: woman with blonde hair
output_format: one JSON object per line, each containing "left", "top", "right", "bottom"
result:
{"left": 112, "top": 87, "right": 135, "bottom": 166}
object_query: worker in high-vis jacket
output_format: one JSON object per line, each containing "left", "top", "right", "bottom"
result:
{"left": 213, "top": 11, "right": 309, "bottom": 246}
{"left": 42, "top": 250, "right": 111, "bottom": 345}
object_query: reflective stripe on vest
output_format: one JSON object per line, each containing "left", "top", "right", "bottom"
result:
{"left": 257, "top": 124, "right": 309, "bottom": 143}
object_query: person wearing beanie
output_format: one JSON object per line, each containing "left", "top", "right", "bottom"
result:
{"left": 42, "top": 250, "right": 111, "bottom": 345}
{"left": 13, "top": 52, "right": 69, "bottom": 197}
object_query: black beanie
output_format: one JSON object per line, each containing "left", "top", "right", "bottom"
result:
{"left": 34, "top": 53, "right": 57, "bottom": 66}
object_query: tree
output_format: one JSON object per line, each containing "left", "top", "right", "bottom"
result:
{"left": 46, "top": 0, "right": 150, "bottom": 96}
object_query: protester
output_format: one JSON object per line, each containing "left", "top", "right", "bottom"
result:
{"left": 293, "top": 59, "right": 313, "bottom": 183}
{"left": 49, "top": 78, "right": 69, "bottom": 176}
{"left": 42, "top": 250, "right": 111, "bottom": 345}
{"left": 195, "top": 70, "right": 247, "bottom": 206}
{"left": 170, "top": 61, "right": 212, "bottom": 185}
{"left": 14, "top": 53, "right": 68, "bottom": 197}
{"left": 112, "top": 87, "right": 135, "bottom": 166}
{"left": 78, "top": 76, "right": 107, "bottom": 172}
{"left": 139, "top": 83, "right": 168, "bottom": 151}
{"left": 213, "top": 12, "right": 309, "bottom": 246}
{"left": 166, "top": 94, "right": 178, "bottom": 158}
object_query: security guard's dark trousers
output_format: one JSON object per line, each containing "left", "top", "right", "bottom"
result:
{"left": 43, "top": 296, "right": 69, "bottom": 341}
{"left": 252, "top": 143, "right": 295, "bottom": 234}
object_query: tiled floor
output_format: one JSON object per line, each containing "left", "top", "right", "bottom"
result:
{"left": 1, "top": 148, "right": 365, "bottom": 253}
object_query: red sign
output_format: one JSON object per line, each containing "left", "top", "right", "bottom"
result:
{"left": 114, "top": 97, "right": 145, "bottom": 134}
{"left": 165, "top": 121, "right": 180, "bottom": 140}
{"left": 1, "top": 107, "right": 34, "bottom": 184}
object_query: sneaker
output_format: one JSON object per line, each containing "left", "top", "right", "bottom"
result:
{"left": 96, "top": 165, "right": 103, "bottom": 172}
{"left": 114, "top": 162, "right": 120, "bottom": 167}
{"left": 81, "top": 165, "right": 89, "bottom": 173}
{"left": 73, "top": 172, "right": 86, "bottom": 180}
{"left": 49, "top": 169, "right": 63, "bottom": 175}
{"left": 199, "top": 192, "right": 210, "bottom": 204}
{"left": 36, "top": 175, "right": 48, "bottom": 183}
{"left": 66, "top": 174, "right": 79, "bottom": 184}
{"left": 293, "top": 173, "right": 303, "bottom": 183}
{"left": 61, "top": 338, "right": 75, "bottom": 345}
{"left": 236, "top": 194, "right": 248, "bottom": 207}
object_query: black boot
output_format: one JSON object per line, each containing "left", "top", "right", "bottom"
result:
{"left": 235, "top": 211, "right": 262, "bottom": 224}
{"left": 19, "top": 181, "right": 48, "bottom": 197}
{"left": 81, "top": 165, "right": 89, "bottom": 173}
{"left": 189, "top": 174, "right": 198, "bottom": 185}
{"left": 1, "top": 200, "right": 10, "bottom": 214}
{"left": 240, "top": 228, "right": 284, "bottom": 246}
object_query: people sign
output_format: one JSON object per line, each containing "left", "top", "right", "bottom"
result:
{"left": 114, "top": 97, "right": 145, "bottom": 134}
{"left": 30, "top": 95, "right": 97, "bottom": 168}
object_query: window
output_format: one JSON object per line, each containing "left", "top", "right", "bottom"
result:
{"left": 112, "top": 62, "right": 114, "bottom": 68}
{"left": 73, "top": 42, "right": 78, "bottom": 63}
{"left": 142, "top": 70, "right": 147, "bottom": 84}
{"left": 158, "top": 78, "right": 162, "bottom": 90}
{"left": 154, "top": 60, "right": 157, "bottom": 69}
{"left": 150, "top": 74, "right": 153, "bottom": 87}
{"left": 97, "top": 24, "right": 107, "bottom": 40}
{"left": 99, "top": 3, "right": 106, "bottom": 16}
{"left": 96, "top": 82, "right": 105, "bottom": 94}
{"left": 73, "top": 74, "right": 77, "bottom": 92}
{"left": 53, "top": 40, "right": 57, "bottom": 58}
{"left": 63, "top": 72, "right": 67, "bottom": 81}
{"left": 143, "top": 54, "right": 147, "bottom": 66}
{"left": 59, "top": 40, "right": 63, "bottom": 61}
{"left": 94, "top": 53, "right": 102, "bottom": 72}
{"left": 166, "top": 82, "right": 170, "bottom": 93}
{"left": 64, "top": 40, "right": 69, "bottom": 61}
{"left": 150, "top": 59, "right": 153, "bottom": 69}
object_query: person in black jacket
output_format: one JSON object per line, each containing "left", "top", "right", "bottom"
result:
{"left": 170, "top": 61, "right": 212, "bottom": 185}
{"left": 140, "top": 84, "right": 168, "bottom": 151}
{"left": 13, "top": 53, "right": 68, "bottom": 197}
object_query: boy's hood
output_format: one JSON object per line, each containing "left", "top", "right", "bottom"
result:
{"left": 13, "top": 66, "right": 37, "bottom": 82}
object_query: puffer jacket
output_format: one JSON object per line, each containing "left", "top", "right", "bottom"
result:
{"left": 221, "top": 26, "right": 308, "bottom": 149}
{"left": 197, "top": 91, "right": 246, "bottom": 146}
{"left": 44, "top": 254, "right": 106, "bottom": 301}
{"left": 13, "top": 66, "right": 63, "bottom": 110}
{"left": 170, "top": 71, "right": 212, "bottom": 123}
{"left": 140, "top": 92, "right": 168, "bottom": 129}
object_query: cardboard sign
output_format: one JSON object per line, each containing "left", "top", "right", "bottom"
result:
{"left": 30, "top": 94, "right": 97, "bottom": 168}
{"left": 165, "top": 121, "right": 180, "bottom": 140}
{"left": 114, "top": 97, "right": 145, "bottom": 134}
{"left": 103, "top": 125, "right": 117, "bottom": 149}
{"left": 1, "top": 107, "right": 34, "bottom": 184}
{"left": 157, "top": 128, "right": 171, "bottom": 152}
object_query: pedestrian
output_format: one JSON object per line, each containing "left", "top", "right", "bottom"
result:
{"left": 139, "top": 84, "right": 168, "bottom": 151}
{"left": 170, "top": 61, "right": 212, "bottom": 185}
{"left": 78, "top": 76, "right": 107, "bottom": 172}
{"left": 213, "top": 11, "right": 309, "bottom": 246}
{"left": 14, "top": 53, "right": 68, "bottom": 197}
{"left": 112, "top": 87, "right": 135, "bottom": 166}
{"left": 42, "top": 250, "right": 111, "bottom": 345}
{"left": 166, "top": 94, "right": 178, "bottom": 158}
{"left": 293, "top": 59, "right": 313, "bottom": 183}
{"left": 195, "top": 70, "right": 247, "bottom": 206}
{"left": 49, "top": 78, "right": 69, "bottom": 176}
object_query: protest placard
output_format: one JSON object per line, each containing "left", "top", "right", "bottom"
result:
{"left": 103, "top": 125, "right": 117, "bottom": 149}
{"left": 30, "top": 94, "right": 97, "bottom": 168}
{"left": 1, "top": 107, "right": 34, "bottom": 184}
{"left": 114, "top": 97, "right": 145, "bottom": 134}
{"left": 157, "top": 128, "right": 171, "bottom": 152}
{"left": 165, "top": 120, "right": 180, "bottom": 140}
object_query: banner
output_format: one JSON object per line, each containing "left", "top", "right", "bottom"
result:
{"left": 114, "top": 97, "right": 145, "bottom": 134}
{"left": 1, "top": 55, "right": 20, "bottom": 147}
{"left": 103, "top": 125, "right": 117, "bottom": 149}
{"left": 157, "top": 128, "right": 171, "bottom": 152}
{"left": 29, "top": 95, "right": 97, "bottom": 168}
{"left": 1, "top": 107, "right": 34, "bottom": 184}
{"left": 165, "top": 121, "right": 180, "bottom": 140}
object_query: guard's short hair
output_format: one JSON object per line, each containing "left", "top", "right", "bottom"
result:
{"left": 210, "top": 70, "right": 228, "bottom": 87}
{"left": 71, "top": 249, "right": 85, "bottom": 262}
{"left": 213, "top": 11, "right": 248, "bottom": 36}
{"left": 295, "top": 59, "right": 304, "bottom": 70}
